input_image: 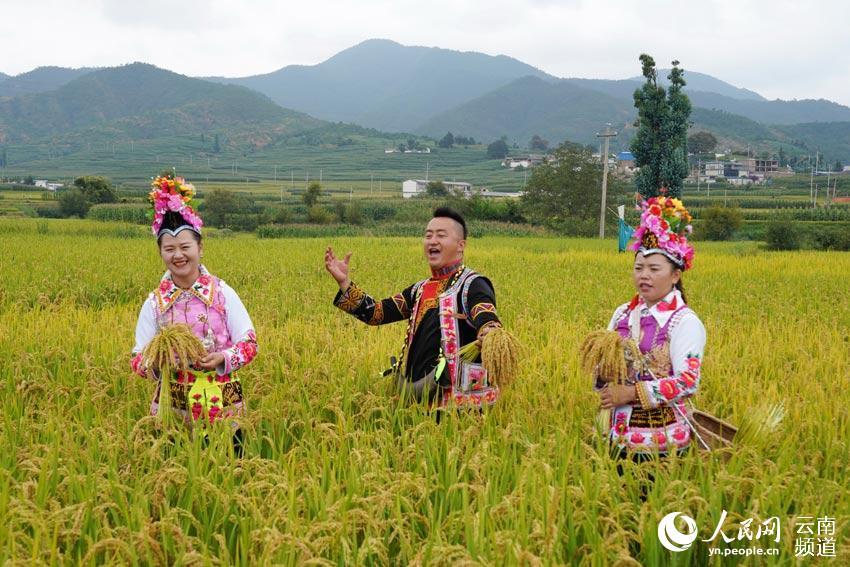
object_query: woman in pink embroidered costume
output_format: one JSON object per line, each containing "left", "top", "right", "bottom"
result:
{"left": 130, "top": 174, "right": 258, "bottom": 455}
{"left": 595, "top": 196, "right": 705, "bottom": 459}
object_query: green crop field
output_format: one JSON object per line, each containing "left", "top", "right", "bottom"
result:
{"left": 2, "top": 218, "right": 848, "bottom": 565}
{"left": 0, "top": 137, "right": 527, "bottom": 194}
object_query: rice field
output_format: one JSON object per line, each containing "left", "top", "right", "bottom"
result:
{"left": 2, "top": 218, "right": 849, "bottom": 565}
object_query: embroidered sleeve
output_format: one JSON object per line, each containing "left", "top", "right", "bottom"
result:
{"left": 636, "top": 313, "right": 706, "bottom": 409}
{"left": 333, "top": 282, "right": 413, "bottom": 326}
{"left": 219, "top": 283, "right": 259, "bottom": 375}
{"left": 466, "top": 278, "right": 500, "bottom": 331}
{"left": 130, "top": 296, "right": 159, "bottom": 380}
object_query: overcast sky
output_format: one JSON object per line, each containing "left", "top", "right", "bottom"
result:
{"left": 2, "top": 0, "right": 849, "bottom": 105}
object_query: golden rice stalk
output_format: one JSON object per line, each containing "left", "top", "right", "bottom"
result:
{"left": 734, "top": 401, "right": 785, "bottom": 446}
{"left": 458, "top": 341, "right": 480, "bottom": 364}
{"left": 480, "top": 327, "right": 521, "bottom": 387}
{"left": 579, "top": 330, "right": 640, "bottom": 384}
{"left": 141, "top": 324, "right": 206, "bottom": 420}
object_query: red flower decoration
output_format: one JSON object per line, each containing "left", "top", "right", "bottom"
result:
{"left": 208, "top": 405, "right": 221, "bottom": 423}
{"left": 630, "top": 432, "right": 646, "bottom": 444}
{"left": 672, "top": 428, "right": 688, "bottom": 441}
{"left": 648, "top": 204, "right": 662, "bottom": 216}
{"left": 680, "top": 371, "right": 696, "bottom": 387}
{"left": 687, "top": 357, "right": 701, "bottom": 370}
{"left": 659, "top": 380, "right": 680, "bottom": 400}
{"left": 654, "top": 432, "right": 667, "bottom": 446}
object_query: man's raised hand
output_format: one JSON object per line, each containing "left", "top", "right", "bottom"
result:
{"left": 324, "top": 246, "right": 352, "bottom": 291}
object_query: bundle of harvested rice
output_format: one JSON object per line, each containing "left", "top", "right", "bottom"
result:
{"left": 457, "top": 327, "right": 522, "bottom": 386}
{"left": 141, "top": 324, "right": 206, "bottom": 420}
{"left": 579, "top": 329, "right": 641, "bottom": 384}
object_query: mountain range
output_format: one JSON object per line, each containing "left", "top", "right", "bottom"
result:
{"left": 0, "top": 64, "right": 319, "bottom": 146}
{"left": 2, "top": 39, "right": 849, "bottom": 160}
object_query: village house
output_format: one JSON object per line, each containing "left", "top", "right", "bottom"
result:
{"left": 402, "top": 179, "right": 473, "bottom": 199}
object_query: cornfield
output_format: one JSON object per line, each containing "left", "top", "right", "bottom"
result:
{"left": 2, "top": 219, "right": 848, "bottom": 565}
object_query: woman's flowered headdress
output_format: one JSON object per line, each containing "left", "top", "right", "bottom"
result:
{"left": 629, "top": 196, "right": 694, "bottom": 270}
{"left": 149, "top": 174, "right": 203, "bottom": 237}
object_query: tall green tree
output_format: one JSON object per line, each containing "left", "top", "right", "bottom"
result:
{"left": 73, "top": 176, "right": 116, "bottom": 203}
{"left": 303, "top": 181, "right": 323, "bottom": 207}
{"left": 426, "top": 180, "right": 448, "bottom": 197}
{"left": 630, "top": 54, "right": 692, "bottom": 198}
{"left": 520, "top": 144, "right": 624, "bottom": 235}
{"left": 687, "top": 131, "right": 717, "bottom": 155}
{"left": 529, "top": 135, "right": 549, "bottom": 151}
{"left": 486, "top": 138, "right": 509, "bottom": 159}
{"left": 59, "top": 188, "right": 91, "bottom": 218}
{"left": 438, "top": 132, "right": 454, "bottom": 148}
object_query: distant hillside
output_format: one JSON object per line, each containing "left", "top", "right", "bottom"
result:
{"left": 207, "top": 38, "right": 554, "bottom": 133}
{"left": 0, "top": 72, "right": 9, "bottom": 81}
{"left": 562, "top": 76, "right": 850, "bottom": 125}
{"left": 418, "top": 76, "right": 850, "bottom": 160}
{"left": 0, "top": 63, "right": 321, "bottom": 144}
{"left": 649, "top": 69, "right": 766, "bottom": 101}
{"left": 417, "top": 76, "right": 634, "bottom": 147}
{"left": 774, "top": 122, "right": 850, "bottom": 160}
{"left": 0, "top": 66, "right": 97, "bottom": 98}
{"left": 686, "top": 91, "right": 850, "bottom": 124}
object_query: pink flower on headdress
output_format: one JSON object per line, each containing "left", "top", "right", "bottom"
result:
{"left": 629, "top": 197, "right": 695, "bottom": 270}
{"left": 168, "top": 194, "right": 184, "bottom": 210}
{"left": 149, "top": 175, "right": 203, "bottom": 235}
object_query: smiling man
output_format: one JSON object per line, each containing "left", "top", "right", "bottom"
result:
{"left": 324, "top": 207, "right": 503, "bottom": 409}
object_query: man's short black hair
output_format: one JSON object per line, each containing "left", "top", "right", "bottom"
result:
{"left": 432, "top": 206, "right": 467, "bottom": 239}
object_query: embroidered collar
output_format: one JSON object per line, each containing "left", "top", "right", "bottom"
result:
{"left": 155, "top": 264, "right": 216, "bottom": 312}
{"left": 629, "top": 288, "right": 683, "bottom": 327}
{"left": 430, "top": 260, "right": 464, "bottom": 280}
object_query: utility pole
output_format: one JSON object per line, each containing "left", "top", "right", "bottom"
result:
{"left": 274, "top": 165, "right": 277, "bottom": 182}
{"left": 696, "top": 156, "right": 701, "bottom": 193}
{"left": 813, "top": 152, "right": 819, "bottom": 207}
{"left": 596, "top": 124, "right": 617, "bottom": 239}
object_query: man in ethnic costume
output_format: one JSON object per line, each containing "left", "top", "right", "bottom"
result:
{"left": 324, "top": 207, "right": 503, "bottom": 408}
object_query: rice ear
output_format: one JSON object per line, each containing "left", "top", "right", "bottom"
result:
{"left": 735, "top": 402, "right": 785, "bottom": 446}
{"left": 141, "top": 324, "right": 206, "bottom": 422}
{"left": 480, "top": 327, "right": 522, "bottom": 386}
{"left": 579, "top": 330, "right": 635, "bottom": 384}
{"left": 458, "top": 342, "right": 481, "bottom": 364}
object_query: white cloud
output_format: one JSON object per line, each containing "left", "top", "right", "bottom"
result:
{"left": 0, "top": 0, "right": 848, "bottom": 105}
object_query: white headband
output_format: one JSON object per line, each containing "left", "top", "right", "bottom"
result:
{"left": 638, "top": 247, "right": 684, "bottom": 268}
{"left": 157, "top": 225, "right": 201, "bottom": 238}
